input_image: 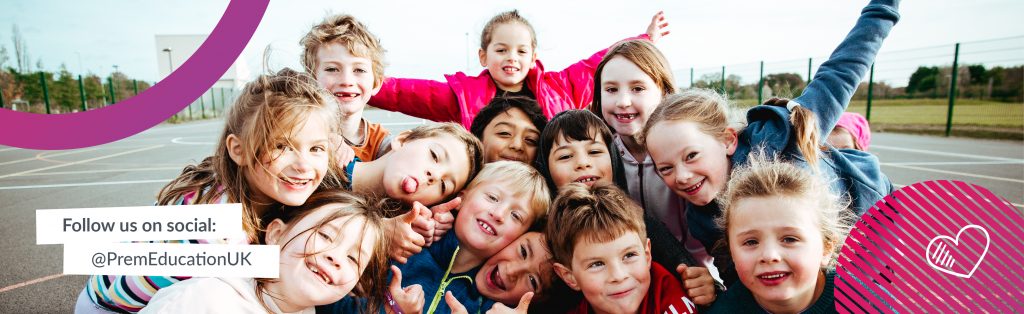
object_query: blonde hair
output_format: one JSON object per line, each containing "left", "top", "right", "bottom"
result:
{"left": 256, "top": 190, "right": 391, "bottom": 314}
{"left": 589, "top": 39, "right": 675, "bottom": 119}
{"left": 715, "top": 152, "right": 854, "bottom": 268}
{"left": 640, "top": 89, "right": 824, "bottom": 168}
{"left": 400, "top": 122, "right": 486, "bottom": 194}
{"left": 465, "top": 161, "right": 551, "bottom": 227}
{"left": 480, "top": 10, "right": 537, "bottom": 50}
{"left": 301, "top": 14, "right": 387, "bottom": 88}
{"left": 546, "top": 182, "right": 646, "bottom": 267}
{"left": 156, "top": 68, "right": 346, "bottom": 242}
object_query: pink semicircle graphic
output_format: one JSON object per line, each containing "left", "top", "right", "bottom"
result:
{"left": 0, "top": 0, "right": 269, "bottom": 150}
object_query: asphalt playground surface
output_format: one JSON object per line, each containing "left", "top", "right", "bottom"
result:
{"left": 0, "top": 110, "right": 1021, "bottom": 312}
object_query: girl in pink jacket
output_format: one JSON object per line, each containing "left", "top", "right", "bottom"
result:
{"left": 368, "top": 10, "right": 671, "bottom": 129}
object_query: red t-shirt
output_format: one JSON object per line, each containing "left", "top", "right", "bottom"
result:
{"left": 568, "top": 262, "right": 698, "bottom": 314}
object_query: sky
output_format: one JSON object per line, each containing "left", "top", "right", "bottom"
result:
{"left": 1, "top": 0, "right": 1022, "bottom": 87}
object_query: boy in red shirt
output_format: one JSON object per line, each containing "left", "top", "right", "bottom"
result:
{"left": 548, "top": 182, "right": 698, "bottom": 314}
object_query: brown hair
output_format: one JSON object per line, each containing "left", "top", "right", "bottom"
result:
{"left": 763, "top": 97, "right": 823, "bottom": 168}
{"left": 301, "top": 14, "right": 387, "bottom": 88}
{"left": 546, "top": 182, "right": 647, "bottom": 267}
{"left": 256, "top": 190, "right": 391, "bottom": 313}
{"left": 156, "top": 68, "right": 346, "bottom": 242}
{"left": 589, "top": 40, "right": 676, "bottom": 121}
{"left": 480, "top": 10, "right": 537, "bottom": 51}
{"left": 400, "top": 122, "right": 486, "bottom": 197}
{"left": 715, "top": 152, "right": 853, "bottom": 268}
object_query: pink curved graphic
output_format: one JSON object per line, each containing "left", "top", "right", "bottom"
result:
{"left": 0, "top": 0, "right": 269, "bottom": 150}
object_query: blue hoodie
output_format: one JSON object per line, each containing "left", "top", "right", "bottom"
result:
{"left": 689, "top": 0, "right": 899, "bottom": 286}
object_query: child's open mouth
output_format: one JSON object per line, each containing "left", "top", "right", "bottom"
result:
{"left": 614, "top": 113, "right": 638, "bottom": 123}
{"left": 757, "top": 271, "right": 791, "bottom": 286}
{"left": 401, "top": 177, "right": 419, "bottom": 194}
{"left": 307, "top": 260, "right": 333, "bottom": 285}
{"left": 476, "top": 219, "right": 497, "bottom": 236}
{"left": 333, "top": 92, "right": 361, "bottom": 101}
{"left": 501, "top": 66, "right": 519, "bottom": 75}
{"left": 279, "top": 175, "right": 313, "bottom": 190}
{"left": 574, "top": 175, "right": 600, "bottom": 186}
{"left": 681, "top": 178, "right": 705, "bottom": 195}
{"left": 488, "top": 265, "right": 508, "bottom": 291}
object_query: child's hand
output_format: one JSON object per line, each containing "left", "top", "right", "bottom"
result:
{"left": 388, "top": 206, "right": 430, "bottom": 263}
{"left": 332, "top": 134, "right": 356, "bottom": 166}
{"left": 445, "top": 291, "right": 469, "bottom": 314}
{"left": 676, "top": 264, "right": 717, "bottom": 306}
{"left": 486, "top": 292, "right": 532, "bottom": 314}
{"left": 427, "top": 197, "right": 461, "bottom": 245}
{"left": 409, "top": 201, "right": 437, "bottom": 246}
{"left": 646, "top": 11, "right": 671, "bottom": 43}
{"left": 388, "top": 266, "right": 425, "bottom": 314}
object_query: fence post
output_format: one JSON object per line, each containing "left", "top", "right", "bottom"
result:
{"left": 807, "top": 58, "right": 813, "bottom": 83}
{"left": 133, "top": 79, "right": 139, "bottom": 96}
{"left": 108, "top": 76, "right": 116, "bottom": 104}
{"left": 211, "top": 88, "right": 217, "bottom": 117}
{"left": 199, "top": 91, "right": 206, "bottom": 119}
{"left": 945, "top": 43, "right": 960, "bottom": 137}
{"left": 40, "top": 72, "right": 51, "bottom": 114}
{"left": 689, "top": 67, "right": 694, "bottom": 89}
{"left": 188, "top": 102, "right": 193, "bottom": 120}
{"left": 757, "top": 61, "right": 764, "bottom": 105}
{"left": 0, "top": 85, "right": 5, "bottom": 109}
{"left": 720, "top": 66, "right": 726, "bottom": 95}
{"left": 220, "top": 88, "right": 226, "bottom": 115}
{"left": 78, "top": 75, "right": 88, "bottom": 112}
{"left": 866, "top": 63, "right": 874, "bottom": 122}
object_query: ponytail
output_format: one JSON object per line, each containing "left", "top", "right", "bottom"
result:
{"left": 762, "top": 98, "right": 823, "bottom": 169}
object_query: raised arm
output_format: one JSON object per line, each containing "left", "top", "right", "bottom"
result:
{"left": 368, "top": 77, "right": 461, "bottom": 123}
{"left": 793, "top": 0, "right": 900, "bottom": 138}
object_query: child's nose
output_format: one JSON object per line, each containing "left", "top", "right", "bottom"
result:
{"left": 674, "top": 167, "right": 693, "bottom": 185}
{"left": 615, "top": 94, "right": 631, "bottom": 108}
{"left": 759, "top": 244, "right": 782, "bottom": 263}
{"left": 608, "top": 262, "right": 629, "bottom": 282}
{"left": 575, "top": 156, "right": 592, "bottom": 170}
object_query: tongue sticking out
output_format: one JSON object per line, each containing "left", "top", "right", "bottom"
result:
{"left": 402, "top": 177, "right": 418, "bottom": 194}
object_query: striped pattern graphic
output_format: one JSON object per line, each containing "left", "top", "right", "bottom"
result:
{"left": 835, "top": 180, "right": 1024, "bottom": 313}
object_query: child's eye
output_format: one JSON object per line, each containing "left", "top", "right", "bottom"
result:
{"left": 588, "top": 149, "right": 604, "bottom": 155}
{"left": 782, "top": 236, "right": 800, "bottom": 243}
{"left": 658, "top": 166, "right": 673, "bottom": 176}
{"left": 431, "top": 150, "right": 439, "bottom": 162}
{"left": 497, "top": 131, "right": 512, "bottom": 137}
{"left": 525, "top": 137, "right": 538, "bottom": 146}
{"left": 518, "top": 49, "right": 527, "bottom": 54}
{"left": 686, "top": 152, "right": 699, "bottom": 161}
{"left": 347, "top": 255, "right": 359, "bottom": 265}
{"left": 496, "top": 49, "right": 506, "bottom": 53}
{"left": 275, "top": 143, "right": 290, "bottom": 151}
{"left": 487, "top": 193, "right": 499, "bottom": 202}
{"left": 511, "top": 211, "right": 523, "bottom": 222}
{"left": 604, "top": 87, "right": 618, "bottom": 93}
{"left": 742, "top": 239, "right": 758, "bottom": 246}
{"left": 441, "top": 181, "right": 448, "bottom": 195}
{"left": 631, "top": 86, "right": 646, "bottom": 93}
{"left": 529, "top": 275, "right": 539, "bottom": 291}
{"left": 624, "top": 251, "right": 639, "bottom": 261}
{"left": 324, "top": 67, "right": 338, "bottom": 72}
{"left": 556, "top": 154, "right": 572, "bottom": 161}
{"left": 520, "top": 244, "right": 528, "bottom": 259}
{"left": 587, "top": 261, "right": 604, "bottom": 269}
{"left": 311, "top": 145, "right": 326, "bottom": 153}
{"left": 355, "top": 68, "right": 368, "bottom": 73}
{"left": 318, "top": 231, "right": 333, "bottom": 242}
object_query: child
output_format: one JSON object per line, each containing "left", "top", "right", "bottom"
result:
{"left": 588, "top": 39, "right": 720, "bottom": 286}
{"left": 142, "top": 190, "right": 391, "bottom": 313}
{"left": 347, "top": 122, "right": 484, "bottom": 207}
{"left": 367, "top": 10, "right": 669, "bottom": 128}
{"left": 79, "top": 69, "right": 346, "bottom": 313}
{"left": 302, "top": 14, "right": 393, "bottom": 162}
{"left": 328, "top": 160, "right": 551, "bottom": 314}
{"left": 469, "top": 96, "right": 547, "bottom": 164}
{"left": 534, "top": 109, "right": 719, "bottom": 307}
{"left": 707, "top": 154, "right": 853, "bottom": 313}
{"left": 829, "top": 112, "right": 871, "bottom": 151}
{"left": 548, "top": 182, "right": 698, "bottom": 314}
{"left": 640, "top": 0, "right": 898, "bottom": 286}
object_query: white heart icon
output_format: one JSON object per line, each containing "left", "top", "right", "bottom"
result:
{"left": 924, "top": 224, "right": 990, "bottom": 279}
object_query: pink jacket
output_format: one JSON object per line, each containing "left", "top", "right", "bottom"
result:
{"left": 368, "top": 34, "right": 649, "bottom": 128}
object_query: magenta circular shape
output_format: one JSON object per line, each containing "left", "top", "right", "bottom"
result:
{"left": 0, "top": 0, "right": 269, "bottom": 150}
{"left": 836, "top": 180, "right": 1024, "bottom": 313}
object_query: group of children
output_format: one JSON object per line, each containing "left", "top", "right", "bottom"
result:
{"left": 75, "top": 0, "right": 898, "bottom": 313}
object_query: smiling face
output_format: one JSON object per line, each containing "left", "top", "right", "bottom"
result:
{"left": 314, "top": 42, "right": 380, "bottom": 118}
{"left": 547, "top": 132, "right": 614, "bottom": 189}
{"left": 383, "top": 134, "right": 472, "bottom": 206}
{"left": 728, "top": 195, "right": 828, "bottom": 312}
{"left": 245, "top": 117, "right": 331, "bottom": 207}
{"left": 556, "top": 232, "right": 651, "bottom": 314}
{"left": 268, "top": 207, "right": 377, "bottom": 308}
{"left": 479, "top": 22, "right": 536, "bottom": 92}
{"left": 476, "top": 232, "right": 554, "bottom": 306}
{"left": 454, "top": 179, "right": 536, "bottom": 258}
{"left": 599, "top": 56, "right": 664, "bottom": 139}
{"left": 481, "top": 107, "right": 540, "bottom": 163}
{"left": 645, "top": 120, "right": 735, "bottom": 206}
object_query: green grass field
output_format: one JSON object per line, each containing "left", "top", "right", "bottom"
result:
{"left": 733, "top": 98, "right": 1023, "bottom": 139}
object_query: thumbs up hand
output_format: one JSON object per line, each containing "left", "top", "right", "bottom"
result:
{"left": 386, "top": 266, "right": 425, "bottom": 314}
{"left": 426, "top": 197, "right": 461, "bottom": 245}
{"left": 387, "top": 205, "right": 429, "bottom": 263}
{"left": 486, "top": 292, "right": 533, "bottom": 314}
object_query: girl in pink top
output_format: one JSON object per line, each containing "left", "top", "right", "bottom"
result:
{"left": 368, "top": 10, "right": 671, "bottom": 128}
